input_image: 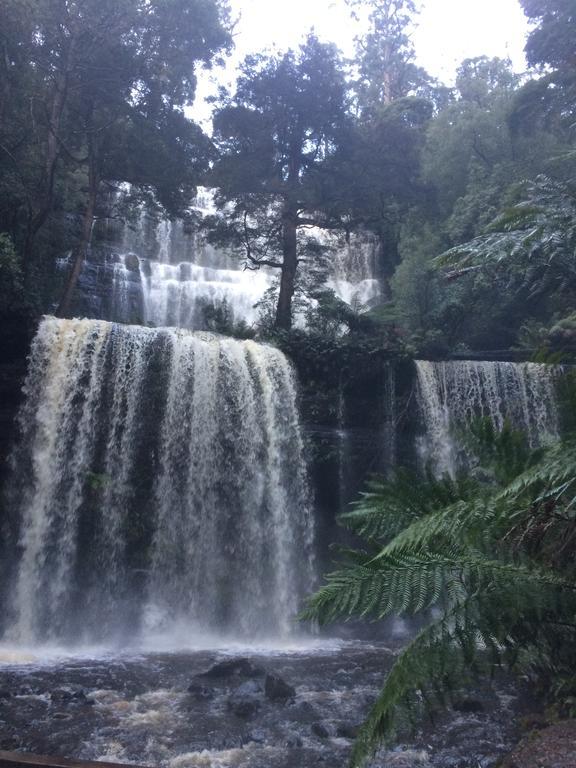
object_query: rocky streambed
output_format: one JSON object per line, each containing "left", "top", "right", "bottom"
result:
{"left": 0, "top": 641, "right": 529, "bottom": 768}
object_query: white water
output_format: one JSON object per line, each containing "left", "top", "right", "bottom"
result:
{"left": 99, "top": 199, "right": 384, "bottom": 329}
{"left": 5, "top": 317, "right": 314, "bottom": 647}
{"left": 138, "top": 258, "right": 272, "bottom": 329}
{"left": 415, "top": 360, "right": 562, "bottom": 476}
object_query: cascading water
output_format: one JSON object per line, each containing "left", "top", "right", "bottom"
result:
{"left": 138, "top": 257, "right": 272, "bottom": 329}
{"left": 326, "top": 231, "right": 381, "bottom": 308}
{"left": 68, "top": 189, "right": 385, "bottom": 329}
{"left": 415, "top": 360, "right": 562, "bottom": 477}
{"left": 4, "top": 317, "right": 314, "bottom": 646}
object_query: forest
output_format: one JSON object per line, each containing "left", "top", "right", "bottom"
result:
{"left": 1, "top": 1, "right": 576, "bottom": 768}
{"left": 0, "top": 0, "right": 573, "bottom": 354}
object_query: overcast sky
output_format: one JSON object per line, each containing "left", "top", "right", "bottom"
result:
{"left": 194, "top": 0, "right": 530, "bottom": 122}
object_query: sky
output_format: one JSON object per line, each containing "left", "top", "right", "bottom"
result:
{"left": 194, "top": 0, "right": 530, "bottom": 123}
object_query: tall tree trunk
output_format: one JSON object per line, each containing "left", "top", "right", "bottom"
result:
{"left": 275, "top": 203, "right": 298, "bottom": 330}
{"left": 23, "top": 35, "right": 75, "bottom": 266}
{"left": 57, "top": 138, "right": 98, "bottom": 319}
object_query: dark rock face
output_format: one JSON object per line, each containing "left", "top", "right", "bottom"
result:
{"left": 453, "top": 697, "right": 485, "bottom": 713}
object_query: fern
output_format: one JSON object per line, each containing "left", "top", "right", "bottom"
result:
{"left": 303, "top": 426, "right": 576, "bottom": 767}
{"left": 340, "top": 470, "right": 478, "bottom": 543}
{"left": 435, "top": 175, "right": 576, "bottom": 300}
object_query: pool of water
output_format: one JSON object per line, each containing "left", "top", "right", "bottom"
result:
{"left": 0, "top": 640, "right": 525, "bottom": 768}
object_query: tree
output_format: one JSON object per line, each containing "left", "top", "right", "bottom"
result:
{"left": 321, "top": 96, "right": 433, "bottom": 297}
{"left": 511, "top": 0, "right": 576, "bottom": 139}
{"left": 209, "top": 36, "right": 349, "bottom": 330}
{"left": 0, "top": 0, "right": 232, "bottom": 312}
{"left": 303, "top": 423, "right": 576, "bottom": 766}
{"left": 346, "top": 0, "right": 433, "bottom": 116}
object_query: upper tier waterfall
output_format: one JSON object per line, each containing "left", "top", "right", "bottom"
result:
{"left": 3, "top": 317, "right": 314, "bottom": 646}
{"left": 111, "top": 253, "right": 273, "bottom": 329}
{"left": 415, "top": 360, "right": 562, "bottom": 477}
{"left": 65, "top": 194, "right": 382, "bottom": 330}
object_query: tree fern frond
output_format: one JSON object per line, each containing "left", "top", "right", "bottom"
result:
{"left": 349, "top": 600, "right": 478, "bottom": 767}
{"left": 434, "top": 175, "right": 576, "bottom": 298}
{"left": 340, "top": 471, "right": 477, "bottom": 542}
{"left": 302, "top": 547, "right": 574, "bottom": 626}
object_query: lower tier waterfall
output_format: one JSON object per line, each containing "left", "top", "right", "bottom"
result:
{"left": 2, "top": 317, "right": 314, "bottom": 646}
{"left": 415, "top": 360, "right": 562, "bottom": 476}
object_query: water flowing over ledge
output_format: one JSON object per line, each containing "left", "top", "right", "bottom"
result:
{"left": 3, "top": 317, "right": 314, "bottom": 648}
{"left": 415, "top": 360, "right": 562, "bottom": 477}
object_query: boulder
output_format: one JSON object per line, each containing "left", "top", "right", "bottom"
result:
{"left": 264, "top": 673, "right": 295, "bottom": 702}
{"left": 336, "top": 722, "right": 359, "bottom": 739}
{"left": 199, "top": 658, "right": 265, "bottom": 680}
{"left": 311, "top": 721, "right": 331, "bottom": 739}
{"left": 187, "top": 682, "right": 215, "bottom": 701}
{"left": 227, "top": 679, "right": 264, "bottom": 719}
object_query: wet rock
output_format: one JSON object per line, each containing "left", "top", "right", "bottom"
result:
{"left": 187, "top": 682, "right": 215, "bottom": 701}
{"left": 288, "top": 700, "right": 318, "bottom": 721}
{"left": 50, "top": 689, "right": 74, "bottom": 703}
{"left": 285, "top": 735, "right": 303, "bottom": 748}
{"left": 51, "top": 688, "right": 89, "bottom": 705}
{"left": 245, "top": 729, "right": 266, "bottom": 744}
{"left": 199, "top": 658, "right": 265, "bottom": 680}
{"left": 453, "top": 697, "right": 485, "bottom": 713}
{"left": 227, "top": 680, "right": 264, "bottom": 719}
{"left": 336, "top": 721, "right": 359, "bottom": 739}
{"left": 0, "top": 735, "right": 20, "bottom": 750}
{"left": 0, "top": 690, "right": 12, "bottom": 700}
{"left": 264, "top": 673, "right": 295, "bottom": 702}
{"left": 124, "top": 253, "right": 140, "bottom": 272}
{"left": 311, "top": 721, "right": 331, "bottom": 739}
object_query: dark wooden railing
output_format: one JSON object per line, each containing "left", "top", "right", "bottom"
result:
{"left": 0, "top": 753, "right": 151, "bottom": 768}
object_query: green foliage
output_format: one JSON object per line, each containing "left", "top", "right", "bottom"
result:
{"left": 303, "top": 425, "right": 576, "bottom": 766}
{"left": 209, "top": 34, "right": 350, "bottom": 328}
{"left": 437, "top": 176, "right": 576, "bottom": 302}
{"left": 0, "top": 0, "right": 232, "bottom": 306}
{"left": 201, "top": 299, "right": 256, "bottom": 339}
{"left": 0, "top": 233, "right": 24, "bottom": 311}
{"left": 345, "top": 0, "right": 435, "bottom": 115}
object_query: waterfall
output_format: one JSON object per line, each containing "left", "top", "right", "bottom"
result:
{"left": 326, "top": 231, "right": 381, "bottom": 308}
{"left": 415, "top": 360, "right": 562, "bottom": 477}
{"left": 138, "top": 257, "right": 273, "bottom": 329}
{"left": 4, "top": 317, "right": 314, "bottom": 646}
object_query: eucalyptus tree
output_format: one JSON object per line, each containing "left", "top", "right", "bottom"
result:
{"left": 346, "top": 0, "right": 433, "bottom": 115}
{"left": 209, "top": 35, "right": 349, "bottom": 330}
